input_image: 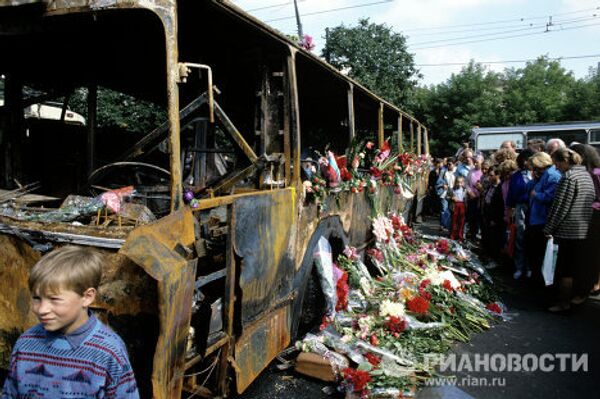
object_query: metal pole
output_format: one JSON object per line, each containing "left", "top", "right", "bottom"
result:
{"left": 293, "top": 0, "right": 304, "bottom": 39}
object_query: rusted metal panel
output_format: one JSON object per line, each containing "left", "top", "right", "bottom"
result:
{"left": 119, "top": 208, "right": 196, "bottom": 399}
{"left": 233, "top": 188, "right": 296, "bottom": 325}
{"left": 0, "top": 235, "right": 39, "bottom": 369}
{"left": 234, "top": 305, "right": 291, "bottom": 394}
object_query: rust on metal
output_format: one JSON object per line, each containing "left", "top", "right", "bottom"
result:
{"left": 119, "top": 208, "right": 196, "bottom": 399}
{"left": 0, "top": 235, "right": 39, "bottom": 369}
{"left": 234, "top": 305, "right": 291, "bottom": 393}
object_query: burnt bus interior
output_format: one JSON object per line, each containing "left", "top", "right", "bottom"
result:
{"left": 0, "top": 1, "right": 425, "bottom": 397}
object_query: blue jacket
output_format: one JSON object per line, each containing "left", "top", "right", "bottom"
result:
{"left": 455, "top": 164, "right": 471, "bottom": 179}
{"left": 528, "top": 165, "right": 562, "bottom": 226}
{"left": 506, "top": 170, "right": 531, "bottom": 208}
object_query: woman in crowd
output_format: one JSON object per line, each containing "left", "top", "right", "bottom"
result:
{"left": 425, "top": 158, "right": 444, "bottom": 217}
{"left": 507, "top": 150, "right": 534, "bottom": 279}
{"left": 499, "top": 159, "right": 518, "bottom": 227}
{"left": 481, "top": 166, "right": 505, "bottom": 259}
{"left": 466, "top": 155, "right": 484, "bottom": 241}
{"left": 544, "top": 149, "right": 595, "bottom": 312}
{"left": 437, "top": 158, "right": 457, "bottom": 231}
{"left": 525, "top": 152, "right": 562, "bottom": 281}
{"left": 570, "top": 144, "right": 600, "bottom": 299}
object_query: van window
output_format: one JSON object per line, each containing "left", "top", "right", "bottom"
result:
{"left": 476, "top": 132, "right": 524, "bottom": 151}
{"left": 527, "top": 130, "right": 587, "bottom": 147}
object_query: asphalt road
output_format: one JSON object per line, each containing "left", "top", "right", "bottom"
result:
{"left": 239, "top": 219, "right": 600, "bottom": 399}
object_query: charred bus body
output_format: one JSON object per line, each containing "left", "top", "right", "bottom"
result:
{"left": 0, "top": 1, "right": 429, "bottom": 397}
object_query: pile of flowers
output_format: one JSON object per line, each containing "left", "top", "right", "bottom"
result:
{"left": 296, "top": 213, "right": 503, "bottom": 398}
{"left": 302, "top": 139, "right": 431, "bottom": 207}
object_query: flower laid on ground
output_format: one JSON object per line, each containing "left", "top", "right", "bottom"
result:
{"left": 296, "top": 211, "right": 503, "bottom": 398}
{"left": 486, "top": 302, "right": 503, "bottom": 314}
{"left": 435, "top": 239, "right": 450, "bottom": 254}
{"left": 336, "top": 270, "right": 350, "bottom": 311}
{"left": 364, "top": 353, "right": 381, "bottom": 367}
{"left": 379, "top": 299, "right": 405, "bottom": 318}
{"left": 342, "top": 367, "right": 371, "bottom": 393}
{"left": 385, "top": 316, "right": 407, "bottom": 335}
{"left": 406, "top": 295, "right": 430, "bottom": 315}
{"left": 372, "top": 215, "right": 395, "bottom": 243}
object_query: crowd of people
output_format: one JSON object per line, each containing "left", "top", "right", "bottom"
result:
{"left": 425, "top": 138, "right": 600, "bottom": 312}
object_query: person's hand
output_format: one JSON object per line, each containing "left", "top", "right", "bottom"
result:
{"left": 530, "top": 190, "right": 536, "bottom": 199}
{"left": 443, "top": 184, "right": 448, "bottom": 190}
{"left": 545, "top": 234, "right": 552, "bottom": 239}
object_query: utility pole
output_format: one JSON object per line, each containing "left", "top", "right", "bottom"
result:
{"left": 293, "top": 0, "right": 304, "bottom": 40}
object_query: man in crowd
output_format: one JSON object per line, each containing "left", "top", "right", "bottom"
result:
{"left": 527, "top": 139, "right": 546, "bottom": 153}
{"left": 546, "top": 138, "right": 566, "bottom": 155}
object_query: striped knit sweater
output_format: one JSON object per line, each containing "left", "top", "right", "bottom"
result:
{"left": 544, "top": 165, "right": 595, "bottom": 240}
{"left": 1, "top": 316, "right": 139, "bottom": 399}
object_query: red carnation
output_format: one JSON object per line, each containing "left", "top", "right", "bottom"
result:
{"left": 370, "top": 166, "right": 383, "bottom": 178}
{"left": 420, "top": 279, "right": 431, "bottom": 290}
{"left": 443, "top": 279, "right": 454, "bottom": 292}
{"left": 407, "top": 295, "right": 430, "bottom": 314}
{"left": 366, "top": 248, "right": 384, "bottom": 263}
{"left": 336, "top": 271, "right": 349, "bottom": 311}
{"left": 390, "top": 214, "right": 404, "bottom": 231}
{"left": 486, "top": 303, "right": 502, "bottom": 314}
{"left": 365, "top": 353, "right": 381, "bottom": 367}
{"left": 343, "top": 368, "right": 371, "bottom": 392}
{"left": 385, "top": 316, "right": 407, "bottom": 334}
{"left": 436, "top": 239, "right": 450, "bottom": 254}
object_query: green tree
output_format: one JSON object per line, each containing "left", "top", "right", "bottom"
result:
{"left": 503, "top": 57, "right": 576, "bottom": 124}
{"left": 563, "top": 67, "right": 600, "bottom": 121}
{"left": 414, "top": 61, "right": 505, "bottom": 155}
{"left": 322, "top": 18, "right": 420, "bottom": 109}
{"left": 69, "top": 87, "right": 166, "bottom": 134}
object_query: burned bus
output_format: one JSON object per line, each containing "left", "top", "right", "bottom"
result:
{"left": 0, "top": 0, "right": 429, "bottom": 397}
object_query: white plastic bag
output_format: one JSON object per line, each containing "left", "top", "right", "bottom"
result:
{"left": 542, "top": 237, "right": 559, "bottom": 286}
{"left": 313, "top": 236, "right": 337, "bottom": 316}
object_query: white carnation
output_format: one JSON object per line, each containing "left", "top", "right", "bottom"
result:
{"left": 379, "top": 299, "right": 405, "bottom": 318}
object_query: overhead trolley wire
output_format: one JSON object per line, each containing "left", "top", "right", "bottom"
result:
{"left": 415, "top": 53, "right": 600, "bottom": 67}
{"left": 411, "top": 21, "right": 600, "bottom": 50}
{"left": 263, "top": 0, "right": 395, "bottom": 22}
{"left": 408, "top": 15, "right": 599, "bottom": 47}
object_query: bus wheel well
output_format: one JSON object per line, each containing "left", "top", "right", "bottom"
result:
{"left": 291, "top": 217, "right": 348, "bottom": 340}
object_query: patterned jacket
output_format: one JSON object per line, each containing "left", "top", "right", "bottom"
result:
{"left": 544, "top": 165, "right": 595, "bottom": 239}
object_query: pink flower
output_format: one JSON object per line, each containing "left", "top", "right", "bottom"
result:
{"left": 343, "top": 246, "right": 360, "bottom": 261}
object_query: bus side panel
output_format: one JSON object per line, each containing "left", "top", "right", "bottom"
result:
{"left": 233, "top": 189, "right": 296, "bottom": 326}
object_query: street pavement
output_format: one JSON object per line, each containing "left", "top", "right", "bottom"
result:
{"left": 240, "top": 219, "right": 600, "bottom": 399}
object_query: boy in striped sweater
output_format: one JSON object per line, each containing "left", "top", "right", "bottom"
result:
{"left": 1, "top": 246, "right": 139, "bottom": 399}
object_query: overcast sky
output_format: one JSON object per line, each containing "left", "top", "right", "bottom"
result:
{"left": 230, "top": 0, "right": 600, "bottom": 86}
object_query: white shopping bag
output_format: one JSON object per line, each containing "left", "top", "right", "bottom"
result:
{"left": 542, "top": 237, "right": 559, "bottom": 286}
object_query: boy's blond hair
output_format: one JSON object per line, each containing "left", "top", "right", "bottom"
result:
{"left": 29, "top": 246, "right": 103, "bottom": 296}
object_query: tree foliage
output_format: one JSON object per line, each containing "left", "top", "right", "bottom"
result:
{"left": 414, "top": 62, "right": 505, "bottom": 154}
{"left": 503, "top": 57, "right": 576, "bottom": 124}
{"left": 322, "top": 18, "right": 420, "bottom": 109}
{"left": 69, "top": 87, "right": 166, "bottom": 134}
{"left": 415, "top": 57, "right": 600, "bottom": 156}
